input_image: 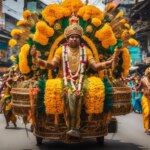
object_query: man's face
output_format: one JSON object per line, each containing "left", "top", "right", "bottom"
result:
{"left": 67, "top": 34, "right": 81, "bottom": 48}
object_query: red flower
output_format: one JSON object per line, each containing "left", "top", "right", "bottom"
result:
{"left": 81, "top": 60, "right": 87, "bottom": 64}
{"left": 77, "top": 90, "right": 81, "bottom": 96}
{"left": 80, "top": 43, "right": 84, "bottom": 47}
{"left": 72, "top": 76, "right": 78, "bottom": 80}
{"left": 64, "top": 42, "right": 68, "bottom": 46}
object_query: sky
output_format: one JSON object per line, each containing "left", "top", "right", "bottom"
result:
{"left": 40, "top": 0, "right": 105, "bottom": 11}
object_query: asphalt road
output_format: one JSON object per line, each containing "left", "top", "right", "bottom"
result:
{"left": 0, "top": 112, "right": 149, "bottom": 150}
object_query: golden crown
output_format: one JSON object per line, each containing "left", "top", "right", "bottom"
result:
{"left": 64, "top": 13, "right": 83, "bottom": 38}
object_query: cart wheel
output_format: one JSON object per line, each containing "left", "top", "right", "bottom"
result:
{"left": 96, "top": 136, "right": 104, "bottom": 146}
{"left": 36, "top": 137, "right": 43, "bottom": 146}
{"left": 108, "top": 117, "right": 117, "bottom": 133}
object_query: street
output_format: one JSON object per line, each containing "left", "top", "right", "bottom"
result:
{"left": 0, "top": 112, "right": 150, "bottom": 150}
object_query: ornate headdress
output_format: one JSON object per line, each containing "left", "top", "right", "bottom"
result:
{"left": 64, "top": 13, "right": 83, "bottom": 38}
{"left": 145, "top": 67, "right": 150, "bottom": 76}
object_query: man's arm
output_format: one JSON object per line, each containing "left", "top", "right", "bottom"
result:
{"left": 33, "top": 56, "right": 59, "bottom": 70}
{"left": 31, "top": 45, "right": 59, "bottom": 70}
{"left": 89, "top": 58, "right": 113, "bottom": 71}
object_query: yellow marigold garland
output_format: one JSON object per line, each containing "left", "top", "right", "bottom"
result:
{"left": 84, "top": 76, "right": 105, "bottom": 114}
{"left": 82, "top": 35, "right": 104, "bottom": 78}
{"left": 121, "top": 47, "right": 131, "bottom": 77}
{"left": 8, "top": 39, "right": 17, "bottom": 48}
{"left": 19, "top": 44, "right": 30, "bottom": 74}
{"left": 44, "top": 78, "right": 64, "bottom": 114}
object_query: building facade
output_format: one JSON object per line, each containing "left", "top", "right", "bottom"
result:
{"left": 129, "top": 0, "right": 150, "bottom": 64}
{"left": 0, "top": 0, "right": 46, "bottom": 74}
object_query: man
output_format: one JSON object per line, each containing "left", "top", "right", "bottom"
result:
{"left": 137, "top": 67, "right": 150, "bottom": 134}
{"left": 31, "top": 15, "right": 114, "bottom": 138}
{"left": 1, "top": 72, "right": 17, "bottom": 129}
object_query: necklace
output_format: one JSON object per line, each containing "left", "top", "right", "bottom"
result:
{"left": 62, "top": 43, "right": 87, "bottom": 96}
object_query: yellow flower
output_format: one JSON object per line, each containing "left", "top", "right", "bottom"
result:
{"left": 19, "top": 44, "right": 30, "bottom": 74}
{"left": 95, "top": 24, "right": 114, "bottom": 41}
{"left": 11, "top": 29, "right": 22, "bottom": 37}
{"left": 17, "top": 20, "right": 29, "bottom": 26}
{"left": 78, "top": 5, "right": 104, "bottom": 21}
{"left": 105, "top": 3, "right": 115, "bottom": 12}
{"left": 124, "top": 23, "right": 130, "bottom": 29}
{"left": 119, "top": 19, "right": 126, "bottom": 24}
{"left": 102, "top": 35, "right": 117, "bottom": 49}
{"left": 115, "top": 11, "right": 124, "bottom": 19}
{"left": 61, "top": 0, "right": 83, "bottom": 13}
{"left": 8, "top": 39, "right": 17, "bottom": 48}
{"left": 121, "top": 30, "right": 128, "bottom": 40}
{"left": 91, "top": 18, "right": 101, "bottom": 27}
{"left": 129, "top": 29, "right": 135, "bottom": 35}
{"left": 10, "top": 55, "right": 16, "bottom": 62}
{"left": 33, "top": 31, "right": 49, "bottom": 45}
{"left": 86, "top": 25, "right": 93, "bottom": 33}
{"left": 36, "top": 21, "right": 54, "bottom": 37}
{"left": 23, "top": 10, "right": 31, "bottom": 19}
{"left": 42, "top": 4, "right": 70, "bottom": 26}
{"left": 128, "top": 38, "right": 138, "bottom": 46}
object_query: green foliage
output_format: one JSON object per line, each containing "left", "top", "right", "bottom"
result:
{"left": 36, "top": 79, "right": 46, "bottom": 116}
{"left": 103, "top": 78, "right": 113, "bottom": 112}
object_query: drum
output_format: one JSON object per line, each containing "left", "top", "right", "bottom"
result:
{"left": 110, "top": 86, "right": 132, "bottom": 116}
{"left": 11, "top": 88, "right": 31, "bottom": 115}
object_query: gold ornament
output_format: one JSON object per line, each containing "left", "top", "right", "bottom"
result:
{"left": 54, "top": 23, "right": 61, "bottom": 30}
{"left": 86, "top": 25, "right": 93, "bottom": 33}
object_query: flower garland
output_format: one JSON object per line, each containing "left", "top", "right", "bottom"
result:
{"left": 121, "top": 47, "right": 131, "bottom": 77}
{"left": 19, "top": 44, "right": 30, "bottom": 74}
{"left": 44, "top": 78, "right": 64, "bottom": 114}
{"left": 62, "top": 44, "right": 87, "bottom": 96}
{"left": 83, "top": 76, "right": 105, "bottom": 114}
